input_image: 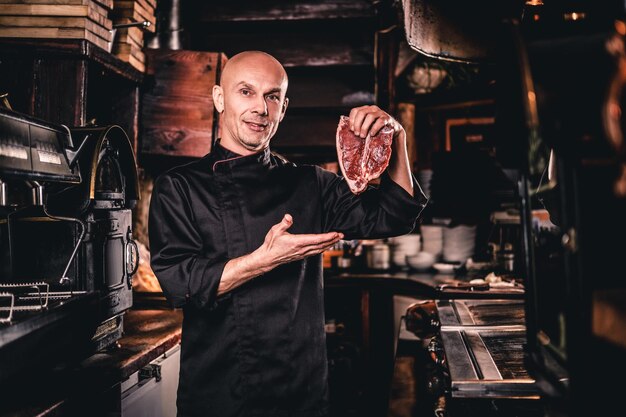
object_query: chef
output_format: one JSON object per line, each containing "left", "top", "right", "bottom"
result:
{"left": 149, "top": 50, "right": 427, "bottom": 417}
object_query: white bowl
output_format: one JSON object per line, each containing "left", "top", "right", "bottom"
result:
{"left": 432, "top": 262, "right": 462, "bottom": 274}
{"left": 406, "top": 252, "right": 437, "bottom": 271}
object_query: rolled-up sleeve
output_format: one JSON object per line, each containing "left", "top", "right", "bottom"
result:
{"left": 149, "top": 174, "right": 228, "bottom": 310}
{"left": 317, "top": 167, "right": 428, "bottom": 239}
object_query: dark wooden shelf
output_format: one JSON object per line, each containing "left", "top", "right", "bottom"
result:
{"left": 0, "top": 38, "right": 143, "bottom": 151}
{"left": 0, "top": 38, "right": 144, "bottom": 84}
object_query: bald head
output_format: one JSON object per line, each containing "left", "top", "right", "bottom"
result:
{"left": 213, "top": 51, "right": 290, "bottom": 155}
{"left": 221, "top": 51, "right": 288, "bottom": 91}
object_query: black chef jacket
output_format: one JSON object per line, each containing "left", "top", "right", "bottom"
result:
{"left": 149, "top": 142, "right": 427, "bottom": 417}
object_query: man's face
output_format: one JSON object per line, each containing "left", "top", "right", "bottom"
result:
{"left": 213, "top": 55, "right": 289, "bottom": 155}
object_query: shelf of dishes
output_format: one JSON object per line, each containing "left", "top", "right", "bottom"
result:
{"left": 322, "top": 222, "right": 481, "bottom": 274}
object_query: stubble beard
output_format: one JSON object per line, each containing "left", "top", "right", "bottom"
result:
{"left": 239, "top": 122, "right": 275, "bottom": 151}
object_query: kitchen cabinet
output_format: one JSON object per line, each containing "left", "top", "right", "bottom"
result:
{"left": 108, "top": 344, "right": 180, "bottom": 417}
{"left": 0, "top": 38, "right": 143, "bottom": 153}
{"left": 0, "top": 307, "right": 183, "bottom": 417}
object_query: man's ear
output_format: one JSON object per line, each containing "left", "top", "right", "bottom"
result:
{"left": 279, "top": 97, "right": 289, "bottom": 122}
{"left": 213, "top": 85, "right": 224, "bottom": 113}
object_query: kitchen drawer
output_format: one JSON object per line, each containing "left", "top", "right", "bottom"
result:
{"left": 108, "top": 343, "right": 181, "bottom": 417}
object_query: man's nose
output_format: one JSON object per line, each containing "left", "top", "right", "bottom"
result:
{"left": 251, "top": 95, "right": 268, "bottom": 115}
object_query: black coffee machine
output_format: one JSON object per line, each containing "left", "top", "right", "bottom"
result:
{"left": 0, "top": 107, "right": 139, "bottom": 385}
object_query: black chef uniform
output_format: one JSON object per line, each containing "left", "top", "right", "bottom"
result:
{"left": 149, "top": 142, "right": 427, "bottom": 417}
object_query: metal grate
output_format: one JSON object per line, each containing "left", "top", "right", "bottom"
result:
{"left": 481, "top": 333, "right": 530, "bottom": 380}
{"left": 466, "top": 303, "right": 525, "bottom": 326}
{"left": 0, "top": 282, "right": 83, "bottom": 324}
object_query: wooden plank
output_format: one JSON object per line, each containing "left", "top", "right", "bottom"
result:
{"left": 135, "top": 0, "right": 153, "bottom": 14}
{"left": 396, "top": 102, "right": 417, "bottom": 170}
{"left": 0, "top": 16, "right": 112, "bottom": 40}
{"left": 0, "top": 4, "right": 112, "bottom": 29}
{"left": 192, "top": 0, "right": 374, "bottom": 22}
{"left": 141, "top": 50, "right": 226, "bottom": 157}
{"left": 112, "top": 41, "right": 142, "bottom": 57}
{"left": 0, "top": 55, "right": 36, "bottom": 116}
{"left": 375, "top": 28, "right": 398, "bottom": 113}
{"left": 114, "top": 49, "right": 144, "bottom": 72}
{"left": 113, "top": 29, "right": 142, "bottom": 49}
{"left": 80, "top": 309, "right": 182, "bottom": 380}
{"left": 110, "top": 13, "right": 155, "bottom": 32}
{"left": 0, "top": 26, "right": 109, "bottom": 50}
{"left": 36, "top": 57, "right": 87, "bottom": 126}
{"left": 0, "top": 0, "right": 113, "bottom": 11}
{"left": 0, "top": 37, "right": 144, "bottom": 82}
{"left": 114, "top": 50, "right": 144, "bottom": 68}
{"left": 113, "top": 0, "right": 154, "bottom": 21}
{"left": 114, "top": 0, "right": 154, "bottom": 15}
{"left": 113, "top": 25, "right": 143, "bottom": 46}
{"left": 111, "top": 1, "right": 156, "bottom": 29}
{"left": 112, "top": 44, "right": 144, "bottom": 68}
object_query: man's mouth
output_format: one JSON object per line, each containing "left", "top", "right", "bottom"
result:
{"left": 245, "top": 121, "right": 268, "bottom": 132}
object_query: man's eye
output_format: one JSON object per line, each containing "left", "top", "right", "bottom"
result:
{"left": 267, "top": 94, "right": 279, "bottom": 102}
{"left": 241, "top": 89, "right": 251, "bottom": 96}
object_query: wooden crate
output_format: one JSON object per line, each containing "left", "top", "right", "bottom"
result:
{"left": 111, "top": 0, "right": 155, "bottom": 32}
{"left": 141, "top": 49, "right": 227, "bottom": 158}
{"left": 0, "top": 0, "right": 113, "bottom": 10}
{"left": 0, "top": 2, "right": 113, "bottom": 51}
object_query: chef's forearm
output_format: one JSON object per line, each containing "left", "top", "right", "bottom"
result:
{"left": 387, "top": 130, "right": 414, "bottom": 196}
{"left": 217, "top": 250, "right": 273, "bottom": 296}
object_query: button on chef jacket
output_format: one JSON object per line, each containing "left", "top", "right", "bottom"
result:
{"left": 149, "top": 142, "right": 428, "bottom": 417}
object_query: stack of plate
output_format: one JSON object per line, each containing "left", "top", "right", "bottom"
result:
{"left": 442, "top": 225, "right": 477, "bottom": 263}
{"left": 420, "top": 224, "right": 443, "bottom": 258}
{"left": 389, "top": 234, "right": 421, "bottom": 267}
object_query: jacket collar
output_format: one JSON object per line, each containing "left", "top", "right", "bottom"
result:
{"left": 211, "top": 140, "right": 272, "bottom": 172}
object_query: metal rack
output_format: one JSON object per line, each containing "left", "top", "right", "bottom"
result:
{"left": 0, "top": 282, "right": 86, "bottom": 323}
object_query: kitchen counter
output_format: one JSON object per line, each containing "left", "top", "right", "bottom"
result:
{"left": 80, "top": 305, "right": 183, "bottom": 382}
{"left": 323, "top": 267, "right": 524, "bottom": 417}
{"left": 0, "top": 298, "right": 183, "bottom": 417}
{"left": 325, "top": 268, "right": 525, "bottom": 299}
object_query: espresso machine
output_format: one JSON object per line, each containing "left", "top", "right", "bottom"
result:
{"left": 0, "top": 106, "right": 139, "bottom": 386}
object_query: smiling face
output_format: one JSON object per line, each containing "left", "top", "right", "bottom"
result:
{"left": 212, "top": 51, "right": 289, "bottom": 155}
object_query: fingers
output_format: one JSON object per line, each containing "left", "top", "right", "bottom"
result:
{"left": 348, "top": 105, "right": 396, "bottom": 138}
{"left": 291, "top": 232, "right": 344, "bottom": 259}
{"left": 272, "top": 213, "right": 293, "bottom": 234}
{"left": 291, "top": 231, "right": 343, "bottom": 247}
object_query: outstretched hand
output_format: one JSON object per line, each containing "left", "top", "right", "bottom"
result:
{"left": 218, "top": 214, "right": 343, "bottom": 295}
{"left": 258, "top": 214, "right": 343, "bottom": 267}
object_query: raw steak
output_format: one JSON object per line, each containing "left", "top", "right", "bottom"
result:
{"left": 336, "top": 115, "right": 394, "bottom": 194}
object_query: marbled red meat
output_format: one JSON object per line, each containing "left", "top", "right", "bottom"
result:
{"left": 336, "top": 115, "right": 393, "bottom": 194}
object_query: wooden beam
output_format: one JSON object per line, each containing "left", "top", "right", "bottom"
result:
{"left": 375, "top": 27, "right": 399, "bottom": 113}
{"left": 191, "top": 0, "right": 375, "bottom": 23}
{"left": 396, "top": 102, "right": 416, "bottom": 170}
{"left": 187, "top": 30, "right": 374, "bottom": 67}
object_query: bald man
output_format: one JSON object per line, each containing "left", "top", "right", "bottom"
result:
{"left": 149, "top": 51, "right": 427, "bottom": 417}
